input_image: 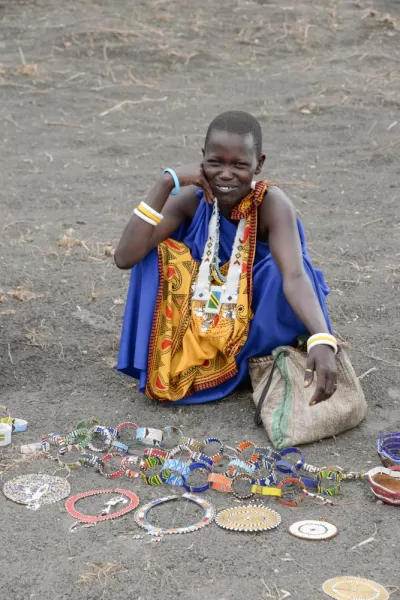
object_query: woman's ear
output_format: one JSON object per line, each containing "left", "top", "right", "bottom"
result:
{"left": 254, "top": 154, "right": 266, "bottom": 175}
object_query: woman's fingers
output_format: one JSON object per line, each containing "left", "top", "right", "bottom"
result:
{"left": 304, "top": 355, "right": 315, "bottom": 389}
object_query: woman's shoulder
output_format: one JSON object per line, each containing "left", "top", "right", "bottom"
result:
{"left": 260, "top": 184, "right": 297, "bottom": 223}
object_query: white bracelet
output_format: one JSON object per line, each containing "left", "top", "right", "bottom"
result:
{"left": 134, "top": 208, "right": 158, "bottom": 227}
{"left": 307, "top": 333, "right": 338, "bottom": 355}
{"left": 307, "top": 340, "right": 337, "bottom": 355}
{"left": 139, "top": 202, "right": 163, "bottom": 221}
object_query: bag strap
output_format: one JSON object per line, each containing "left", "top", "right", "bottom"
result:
{"left": 254, "top": 349, "right": 289, "bottom": 426}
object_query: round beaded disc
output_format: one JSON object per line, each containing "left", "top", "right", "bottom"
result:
{"left": 3, "top": 474, "right": 70, "bottom": 506}
{"left": 215, "top": 505, "right": 281, "bottom": 532}
{"left": 322, "top": 576, "right": 389, "bottom": 600}
{"left": 289, "top": 519, "right": 338, "bottom": 541}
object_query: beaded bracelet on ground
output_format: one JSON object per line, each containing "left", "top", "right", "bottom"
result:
{"left": 98, "top": 453, "right": 124, "bottom": 479}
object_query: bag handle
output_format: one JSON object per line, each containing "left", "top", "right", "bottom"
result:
{"left": 254, "top": 349, "right": 289, "bottom": 426}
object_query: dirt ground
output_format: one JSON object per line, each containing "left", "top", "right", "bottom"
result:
{"left": 1, "top": 0, "right": 400, "bottom": 598}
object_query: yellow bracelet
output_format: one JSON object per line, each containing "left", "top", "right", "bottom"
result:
{"left": 137, "top": 204, "right": 162, "bottom": 224}
{"left": 251, "top": 484, "right": 282, "bottom": 497}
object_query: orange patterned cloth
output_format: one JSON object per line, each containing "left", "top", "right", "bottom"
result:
{"left": 145, "top": 181, "right": 270, "bottom": 401}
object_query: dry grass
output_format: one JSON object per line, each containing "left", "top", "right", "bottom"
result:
{"left": 77, "top": 563, "right": 127, "bottom": 587}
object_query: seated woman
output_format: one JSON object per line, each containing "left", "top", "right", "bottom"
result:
{"left": 115, "top": 111, "right": 337, "bottom": 405}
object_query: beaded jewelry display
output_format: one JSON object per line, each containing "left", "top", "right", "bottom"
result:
{"left": 134, "top": 493, "right": 215, "bottom": 536}
{"left": 322, "top": 576, "right": 389, "bottom": 600}
{"left": 65, "top": 488, "right": 139, "bottom": 523}
{"left": 215, "top": 505, "right": 282, "bottom": 533}
{"left": 289, "top": 520, "right": 338, "bottom": 541}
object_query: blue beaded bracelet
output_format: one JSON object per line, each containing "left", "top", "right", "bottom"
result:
{"left": 164, "top": 168, "right": 180, "bottom": 196}
{"left": 182, "top": 462, "right": 212, "bottom": 493}
{"left": 279, "top": 447, "right": 305, "bottom": 471}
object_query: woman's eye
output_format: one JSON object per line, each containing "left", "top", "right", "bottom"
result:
{"left": 207, "top": 161, "right": 220, "bottom": 166}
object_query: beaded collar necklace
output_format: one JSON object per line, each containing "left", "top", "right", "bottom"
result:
{"left": 192, "top": 181, "right": 256, "bottom": 322}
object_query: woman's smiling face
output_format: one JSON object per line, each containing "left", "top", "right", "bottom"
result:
{"left": 202, "top": 129, "right": 265, "bottom": 206}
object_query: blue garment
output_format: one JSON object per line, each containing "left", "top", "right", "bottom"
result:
{"left": 117, "top": 195, "right": 331, "bottom": 404}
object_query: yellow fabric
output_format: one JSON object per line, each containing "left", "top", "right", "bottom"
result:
{"left": 145, "top": 181, "right": 270, "bottom": 401}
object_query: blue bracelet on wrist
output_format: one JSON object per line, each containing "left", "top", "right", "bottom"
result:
{"left": 164, "top": 168, "right": 180, "bottom": 196}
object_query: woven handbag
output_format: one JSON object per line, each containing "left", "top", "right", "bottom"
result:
{"left": 249, "top": 346, "right": 367, "bottom": 450}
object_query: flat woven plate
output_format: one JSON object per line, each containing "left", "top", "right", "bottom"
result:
{"left": 3, "top": 474, "right": 71, "bottom": 506}
{"left": 215, "top": 505, "right": 281, "bottom": 532}
{"left": 289, "top": 519, "right": 338, "bottom": 541}
{"left": 323, "top": 576, "right": 389, "bottom": 600}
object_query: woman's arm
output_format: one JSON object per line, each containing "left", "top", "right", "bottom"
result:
{"left": 114, "top": 165, "right": 214, "bottom": 269}
{"left": 260, "top": 186, "right": 337, "bottom": 405}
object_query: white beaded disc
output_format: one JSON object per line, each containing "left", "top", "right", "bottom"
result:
{"left": 288, "top": 519, "right": 338, "bottom": 541}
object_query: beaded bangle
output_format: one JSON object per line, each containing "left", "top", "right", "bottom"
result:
{"left": 299, "top": 474, "right": 319, "bottom": 488}
{"left": 208, "top": 473, "right": 232, "bottom": 492}
{"left": 87, "top": 426, "right": 115, "bottom": 452}
{"left": 57, "top": 445, "right": 84, "bottom": 469}
{"left": 116, "top": 422, "right": 138, "bottom": 444}
{"left": 231, "top": 473, "right": 255, "bottom": 500}
{"left": 226, "top": 458, "right": 256, "bottom": 478}
{"left": 317, "top": 469, "right": 342, "bottom": 496}
{"left": 162, "top": 426, "right": 184, "bottom": 449}
{"left": 160, "top": 458, "right": 190, "bottom": 486}
{"left": 182, "top": 462, "right": 212, "bottom": 493}
{"left": 121, "top": 455, "right": 143, "bottom": 479}
{"left": 143, "top": 448, "right": 170, "bottom": 460}
{"left": 274, "top": 460, "right": 298, "bottom": 475}
{"left": 188, "top": 451, "right": 213, "bottom": 467}
{"left": 277, "top": 478, "right": 307, "bottom": 507}
{"left": 135, "top": 427, "right": 163, "bottom": 447}
{"left": 78, "top": 453, "right": 102, "bottom": 468}
{"left": 111, "top": 440, "right": 129, "bottom": 452}
{"left": 251, "top": 484, "right": 282, "bottom": 497}
{"left": 65, "top": 488, "right": 139, "bottom": 523}
{"left": 179, "top": 437, "right": 205, "bottom": 452}
{"left": 63, "top": 427, "right": 93, "bottom": 448}
{"left": 236, "top": 440, "right": 256, "bottom": 454}
{"left": 98, "top": 453, "right": 124, "bottom": 479}
{"left": 279, "top": 447, "right": 305, "bottom": 472}
{"left": 76, "top": 417, "right": 100, "bottom": 430}
{"left": 254, "top": 459, "right": 275, "bottom": 486}
{"left": 166, "top": 444, "right": 190, "bottom": 460}
{"left": 202, "top": 437, "right": 224, "bottom": 462}
{"left": 255, "top": 446, "right": 281, "bottom": 463}
{"left": 141, "top": 456, "right": 168, "bottom": 486}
